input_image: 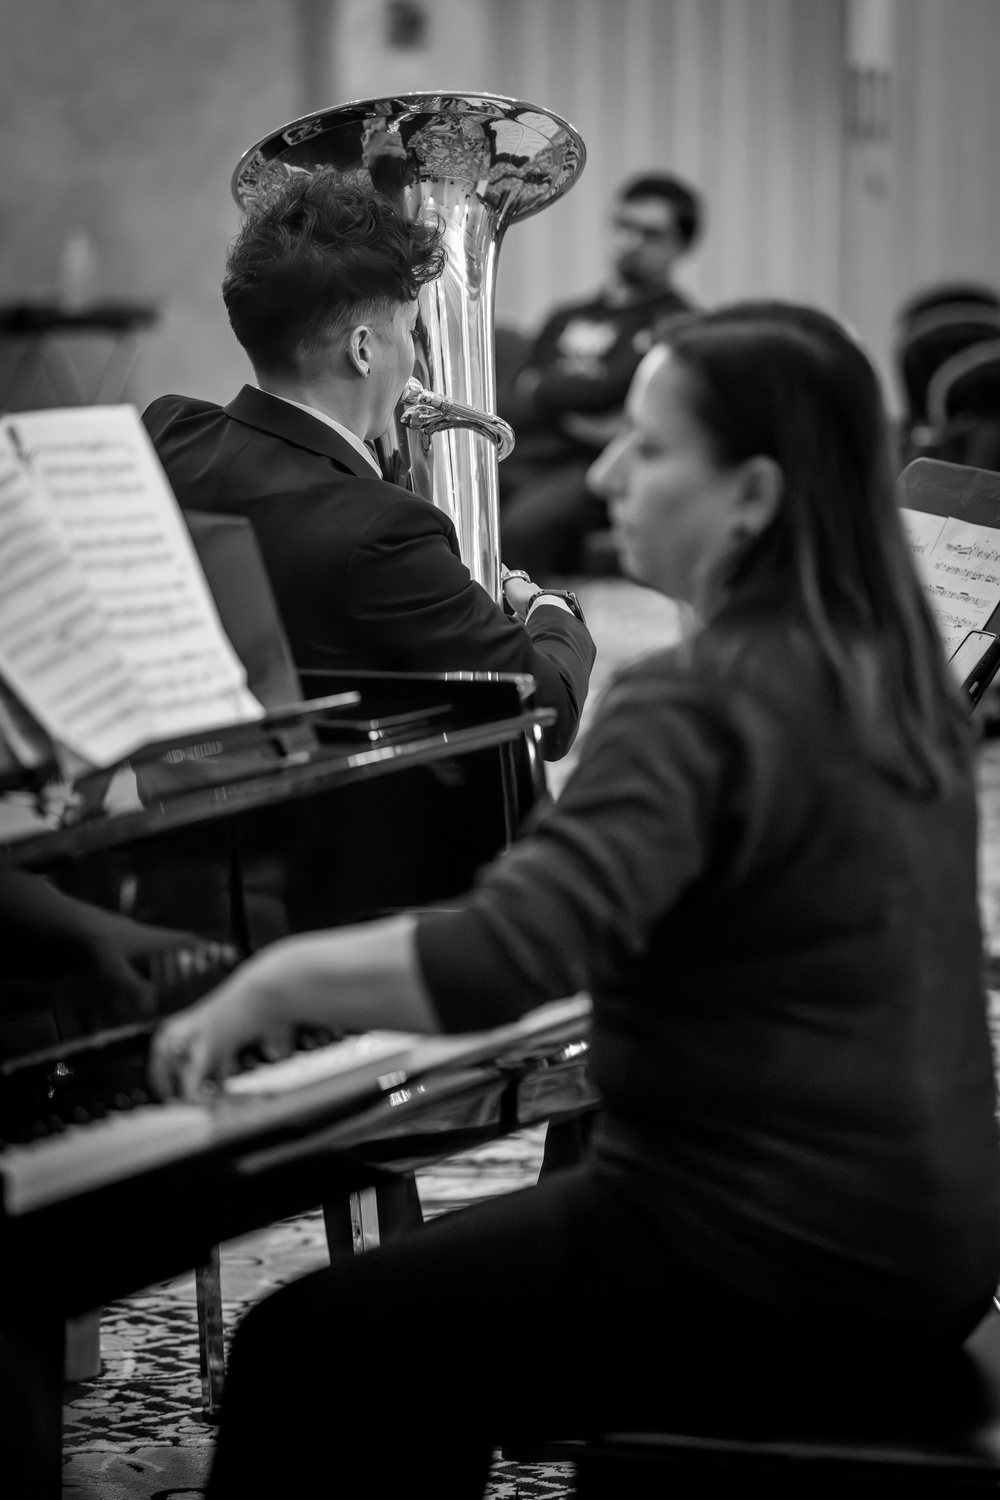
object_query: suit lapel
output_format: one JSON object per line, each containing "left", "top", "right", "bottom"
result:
{"left": 224, "top": 386, "right": 377, "bottom": 480}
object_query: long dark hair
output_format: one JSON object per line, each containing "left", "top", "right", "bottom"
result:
{"left": 663, "top": 302, "right": 966, "bottom": 792}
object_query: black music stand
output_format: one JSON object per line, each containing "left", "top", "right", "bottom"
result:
{"left": 900, "top": 458, "right": 1000, "bottom": 632}
{"left": 0, "top": 301, "right": 158, "bottom": 412}
{"left": 899, "top": 459, "right": 1000, "bottom": 705}
{"left": 184, "top": 510, "right": 302, "bottom": 713}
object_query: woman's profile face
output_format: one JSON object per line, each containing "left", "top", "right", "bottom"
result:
{"left": 591, "top": 347, "right": 747, "bottom": 608}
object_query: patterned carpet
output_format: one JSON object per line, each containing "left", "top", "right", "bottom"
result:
{"left": 57, "top": 577, "right": 1000, "bottom": 1497}
{"left": 61, "top": 1128, "right": 564, "bottom": 1498}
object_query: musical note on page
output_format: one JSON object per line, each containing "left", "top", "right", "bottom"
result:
{"left": 915, "top": 515, "right": 1000, "bottom": 656}
{"left": 0, "top": 430, "right": 153, "bottom": 764}
{"left": 900, "top": 508, "right": 947, "bottom": 587}
{"left": 6, "top": 407, "right": 262, "bottom": 741}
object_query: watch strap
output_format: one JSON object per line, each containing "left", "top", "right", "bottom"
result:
{"left": 525, "top": 588, "right": 587, "bottom": 626}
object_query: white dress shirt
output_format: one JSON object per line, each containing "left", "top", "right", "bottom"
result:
{"left": 264, "top": 392, "right": 382, "bottom": 477}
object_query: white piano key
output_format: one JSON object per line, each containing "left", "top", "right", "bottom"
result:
{"left": 1, "top": 1032, "right": 417, "bottom": 1216}
{"left": 1, "top": 1103, "right": 213, "bottom": 1216}
{"left": 224, "top": 1031, "right": 414, "bottom": 1097}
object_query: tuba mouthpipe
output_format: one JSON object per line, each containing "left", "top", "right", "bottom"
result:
{"left": 399, "top": 378, "right": 516, "bottom": 463}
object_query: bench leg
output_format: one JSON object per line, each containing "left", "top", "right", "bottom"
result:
{"left": 64, "top": 1308, "right": 101, "bottom": 1382}
{"left": 0, "top": 1307, "right": 63, "bottom": 1498}
{"left": 192, "top": 1176, "right": 426, "bottom": 1423}
{"left": 540, "top": 1112, "right": 596, "bottom": 1174}
{"left": 195, "top": 1246, "right": 225, "bottom": 1424}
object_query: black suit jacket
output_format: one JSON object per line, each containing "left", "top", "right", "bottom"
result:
{"left": 143, "top": 386, "right": 595, "bottom": 760}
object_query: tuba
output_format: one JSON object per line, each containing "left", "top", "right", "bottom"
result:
{"left": 231, "top": 92, "right": 585, "bottom": 602}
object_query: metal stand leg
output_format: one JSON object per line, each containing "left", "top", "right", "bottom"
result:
{"left": 323, "top": 1174, "right": 424, "bottom": 1259}
{"left": 350, "top": 1186, "right": 381, "bottom": 1251}
{"left": 195, "top": 1246, "right": 225, "bottom": 1424}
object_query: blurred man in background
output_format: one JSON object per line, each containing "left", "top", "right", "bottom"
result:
{"left": 500, "top": 172, "right": 702, "bottom": 579}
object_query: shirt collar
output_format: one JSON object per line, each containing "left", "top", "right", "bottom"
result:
{"left": 261, "top": 391, "right": 382, "bottom": 477}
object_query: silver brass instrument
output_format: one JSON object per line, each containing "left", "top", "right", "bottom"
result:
{"left": 232, "top": 92, "right": 585, "bottom": 601}
{"left": 399, "top": 376, "right": 515, "bottom": 462}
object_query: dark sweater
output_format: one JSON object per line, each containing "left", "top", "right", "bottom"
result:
{"left": 526, "top": 286, "right": 691, "bottom": 420}
{"left": 417, "top": 607, "right": 1000, "bottom": 1335}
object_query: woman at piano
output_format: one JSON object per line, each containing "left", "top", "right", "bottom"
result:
{"left": 153, "top": 302, "right": 1000, "bottom": 1499}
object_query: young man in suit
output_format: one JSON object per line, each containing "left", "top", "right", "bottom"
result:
{"left": 144, "top": 173, "right": 595, "bottom": 764}
{"left": 143, "top": 173, "right": 596, "bottom": 923}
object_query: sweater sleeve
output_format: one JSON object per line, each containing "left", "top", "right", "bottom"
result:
{"left": 529, "top": 338, "right": 646, "bottom": 417}
{"left": 415, "top": 654, "right": 732, "bottom": 1031}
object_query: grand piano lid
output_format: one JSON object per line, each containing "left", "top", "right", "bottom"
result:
{"left": 0, "top": 672, "right": 553, "bottom": 865}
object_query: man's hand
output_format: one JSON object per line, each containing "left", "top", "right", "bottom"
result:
{"left": 87, "top": 926, "right": 237, "bottom": 1017}
{"left": 561, "top": 410, "right": 624, "bottom": 447}
{"left": 502, "top": 571, "right": 540, "bottom": 620}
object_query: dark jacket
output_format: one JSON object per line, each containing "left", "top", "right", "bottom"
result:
{"left": 143, "top": 386, "right": 595, "bottom": 760}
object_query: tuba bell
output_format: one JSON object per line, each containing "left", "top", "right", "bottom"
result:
{"left": 231, "top": 92, "right": 585, "bottom": 602}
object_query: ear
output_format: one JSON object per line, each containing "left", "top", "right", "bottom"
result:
{"left": 346, "top": 324, "right": 374, "bottom": 379}
{"left": 734, "top": 455, "right": 783, "bottom": 539}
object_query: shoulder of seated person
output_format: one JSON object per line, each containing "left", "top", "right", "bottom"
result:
{"left": 334, "top": 481, "right": 459, "bottom": 546}
{"left": 607, "top": 621, "right": 797, "bottom": 708}
{"left": 375, "top": 480, "right": 455, "bottom": 525}
{"left": 143, "top": 392, "right": 220, "bottom": 427}
{"left": 268, "top": 476, "right": 450, "bottom": 541}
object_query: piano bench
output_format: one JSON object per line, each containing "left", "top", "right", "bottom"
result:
{"left": 509, "top": 1310, "right": 1000, "bottom": 1499}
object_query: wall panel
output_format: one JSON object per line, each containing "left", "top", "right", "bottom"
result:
{"left": 486, "top": 0, "right": 844, "bottom": 332}
{"left": 0, "top": 0, "right": 299, "bottom": 407}
{"left": 3, "top": 0, "right": 1000, "bottom": 417}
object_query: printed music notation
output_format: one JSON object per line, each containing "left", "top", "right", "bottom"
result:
{"left": 0, "top": 406, "right": 262, "bottom": 769}
{"left": 901, "top": 508, "right": 1000, "bottom": 656}
{"left": 0, "top": 429, "right": 152, "bottom": 765}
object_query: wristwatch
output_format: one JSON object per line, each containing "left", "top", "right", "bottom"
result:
{"left": 525, "top": 588, "right": 588, "bottom": 625}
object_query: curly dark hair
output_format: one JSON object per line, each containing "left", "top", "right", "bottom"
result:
{"left": 223, "top": 170, "right": 445, "bottom": 374}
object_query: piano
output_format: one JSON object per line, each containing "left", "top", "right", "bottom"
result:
{"left": 0, "top": 673, "right": 596, "bottom": 1496}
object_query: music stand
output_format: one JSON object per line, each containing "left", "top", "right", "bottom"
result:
{"left": 0, "top": 302, "right": 158, "bottom": 413}
{"left": 900, "top": 458, "right": 1000, "bottom": 636}
{"left": 900, "top": 458, "right": 1000, "bottom": 705}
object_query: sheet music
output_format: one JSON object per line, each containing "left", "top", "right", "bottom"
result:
{"left": 0, "top": 429, "right": 153, "bottom": 764}
{"left": 5, "top": 406, "right": 262, "bottom": 741}
{"left": 900, "top": 507, "right": 947, "bottom": 586}
{"left": 916, "top": 515, "right": 1000, "bottom": 656}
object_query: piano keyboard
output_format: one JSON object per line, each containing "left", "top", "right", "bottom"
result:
{"left": 0, "top": 996, "right": 593, "bottom": 1218}
{"left": 224, "top": 1031, "right": 411, "bottom": 1097}
{"left": 1, "top": 1101, "right": 214, "bottom": 1216}
{"left": 0, "top": 1030, "right": 416, "bottom": 1217}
